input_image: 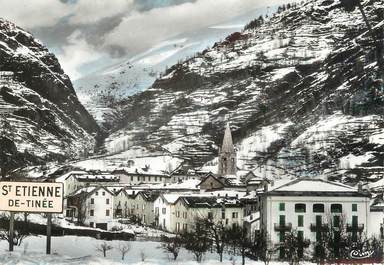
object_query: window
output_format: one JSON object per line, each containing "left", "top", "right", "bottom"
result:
{"left": 295, "top": 203, "right": 306, "bottom": 213}
{"left": 91, "top": 198, "right": 94, "bottom": 204}
{"left": 352, "top": 216, "right": 358, "bottom": 227}
{"left": 279, "top": 215, "right": 285, "bottom": 225}
{"left": 102, "top": 191, "right": 105, "bottom": 196}
{"left": 279, "top": 231, "right": 285, "bottom": 242}
{"left": 352, "top": 204, "right": 357, "bottom": 212}
{"left": 333, "top": 215, "right": 340, "bottom": 227}
{"left": 95, "top": 192, "right": 98, "bottom": 196}
{"left": 106, "top": 199, "right": 109, "bottom": 205}
{"left": 298, "top": 215, "right": 304, "bottom": 227}
{"left": 232, "top": 212, "right": 238, "bottom": 218}
{"left": 298, "top": 230, "right": 303, "bottom": 240}
{"left": 183, "top": 224, "right": 187, "bottom": 231}
{"left": 226, "top": 219, "right": 229, "bottom": 225}
{"left": 106, "top": 210, "right": 110, "bottom": 216}
{"left": 176, "top": 211, "right": 180, "bottom": 218}
{"left": 279, "top": 203, "right": 285, "bottom": 211}
{"left": 142, "top": 205, "right": 145, "bottom": 210}
{"left": 208, "top": 212, "right": 213, "bottom": 220}
{"left": 155, "top": 177, "right": 157, "bottom": 182}
{"left": 90, "top": 210, "right": 94, "bottom": 216}
{"left": 313, "top": 204, "right": 324, "bottom": 213}
{"left": 162, "top": 208, "right": 166, "bottom": 214}
{"left": 148, "top": 177, "right": 151, "bottom": 182}
{"left": 90, "top": 222, "right": 94, "bottom": 228}
{"left": 222, "top": 212, "right": 225, "bottom": 219}
{"left": 316, "top": 215, "right": 322, "bottom": 226}
{"left": 176, "top": 222, "right": 180, "bottom": 232}
{"left": 183, "top": 212, "right": 187, "bottom": 219}
{"left": 331, "top": 204, "right": 342, "bottom": 213}
{"left": 131, "top": 176, "right": 133, "bottom": 181}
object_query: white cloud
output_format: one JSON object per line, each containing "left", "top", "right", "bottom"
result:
{"left": 69, "top": 0, "right": 134, "bottom": 25}
{"left": 0, "top": 0, "right": 71, "bottom": 28}
{"left": 56, "top": 30, "right": 105, "bottom": 80}
{"left": 104, "top": 0, "right": 288, "bottom": 54}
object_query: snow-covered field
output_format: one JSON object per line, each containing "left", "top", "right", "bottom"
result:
{"left": 0, "top": 236, "right": 284, "bottom": 265}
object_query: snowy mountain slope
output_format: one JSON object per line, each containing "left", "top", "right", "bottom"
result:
{"left": 104, "top": 0, "right": 384, "bottom": 183}
{"left": 73, "top": 6, "right": 271, "bottom": 124}
{"left": 0, "top": 19, "right": 99, "bottom": 167}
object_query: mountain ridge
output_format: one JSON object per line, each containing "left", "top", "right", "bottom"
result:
{"left": 100, "top": 0, "right": 384, "bottom": 184}
{"left": 0, "top": 18, "right": 100, "bottom": 173}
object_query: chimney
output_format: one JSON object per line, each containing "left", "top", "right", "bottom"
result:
{"left": 263, "top": 183, "right": 268, "bottom": 192}
{"left": 358, "top": 182, "right": 363, "bottom": 193}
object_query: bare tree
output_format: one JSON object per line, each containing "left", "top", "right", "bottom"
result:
{"left": 96, "top": 241, "right": 113, "bottom": 257}
{"left": 251, "top": 230, "right": 275, "bottom": 265}
{"left": 118, "top": 242, "right": 131, "bottom": 260}
{"left": 181, "top": 219, "right": 212, "bottom": 262}
{"left": 280, "top": 229, "right": 310, "bottom": 265}
{"left": 226, "top": 225, "right": 250, "bottom": 265}
{"left": 204, "top": 218, "right": 228, "bottom": 262}
{"left": 0, "top": 213, "right": 31, "bottom": 247}
{"left": 160, "top": 235, "right": 182, "bottom": 261}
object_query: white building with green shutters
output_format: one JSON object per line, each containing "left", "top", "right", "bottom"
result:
{"left": 259, "top": 178, "right": 371, "bottom": 258}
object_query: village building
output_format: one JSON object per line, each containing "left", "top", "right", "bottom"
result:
{"left": 259, "top": 178, "right": 371, "bottom": 259}
{"left": 113, "top": 189, "right": 138, "bottom": 219}
{"left": 55, "top": 170, "right": 120, "bottom": 196}
{"left": 154, "top": 193, "right": 182, "bottom": 231}
{"left": 172, "top": 196, "right": 244, "bottom": 233}
{"left": 112, "top": 168, "right": 171, "bottom": 185}
{"left": 65, "top": 186, "right": 115, "bottom": 230}
{"left": 129, "top": 191, "right": 160, "bottom": 226}
{"left": 197, "top": 172, "right": 246, "bottom": 191}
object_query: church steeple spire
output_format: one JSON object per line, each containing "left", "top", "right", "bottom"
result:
{"left": 221, "top": 123, "right": 235, "bottom": 153}
{"left": 218, "top": 123, "right": 237, "bottom": 176}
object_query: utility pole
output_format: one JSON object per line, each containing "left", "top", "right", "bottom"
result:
{"left": 9, "top": 212, "right": 14, "bottom": 252}
{"left": 46, "top": 213, "right": 52, "bottom": 254}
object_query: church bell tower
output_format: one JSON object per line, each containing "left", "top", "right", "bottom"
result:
{"left": 218, "top": 123, "right": 237, "bottom": 176}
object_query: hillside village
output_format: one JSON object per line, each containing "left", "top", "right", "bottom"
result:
{"left": 1, "top": 0, "right": 384, "bottom": 263}
{"left": 13, "top": 123, "right": 384, "bottom": 261}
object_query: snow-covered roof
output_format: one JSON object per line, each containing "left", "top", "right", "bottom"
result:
{"left": 75, "top": 174, "right": 119, "bottom": 182}
{"left": 180, "top": 196, "right": 242, "bottom": 208}
{"left": 69, "top": 186, "right": 114, "bottom": 197}
{"left": 55, "top": 170, "right": 88, "bottom": 183}
{"left": 367, "top": 178, "right": 384, "bottom": 191}
{"left": 264, "top": 178, "right": 369, "bottom": 197}
{"left": 244, "top": 211, "right": 260, "bottom": 223}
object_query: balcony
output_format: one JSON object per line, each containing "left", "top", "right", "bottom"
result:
{"left": 310, "top": 223, "right": 328, "bottom": 232}
{"left": 346, "top": 223, "right": 364, "bottom": 232}
{"left": 274, "top": 223, "right": 292, "bottom": 231}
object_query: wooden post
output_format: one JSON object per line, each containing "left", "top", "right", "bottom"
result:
{"left": 9, "top": 212, "right": 14, "bottom": 252}
{"left": 46, "top": 213, "right": 52, "bottom": 254}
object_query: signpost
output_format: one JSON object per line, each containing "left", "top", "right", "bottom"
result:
{"left": 0, "top": 181, "right": 63, "bottom": 254}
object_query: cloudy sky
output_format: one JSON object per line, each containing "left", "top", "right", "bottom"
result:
{"left": 0, "top": 0, "right": 288, "bottom": 80}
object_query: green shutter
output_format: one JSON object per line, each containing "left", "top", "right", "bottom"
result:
{"left": 279, "top": 203, "right": 285, "bottom": 211}
{"left": 352, "top": 216, "right": 358, "bottom": 227}
{"left": 298, "top": 215, "right": 304, "bottom": 227}
{"left": 352, "top": 204, "right": 357, "bottom": 212}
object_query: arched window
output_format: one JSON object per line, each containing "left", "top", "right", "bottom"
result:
{"left": 331, "top": 204, "right": 342, "bottom": 213}
{"left": 313, "top": 204, "right": 324, "bottom": 213}
{"left": 295, "top": 203, "right": 306, "bottom": 213}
